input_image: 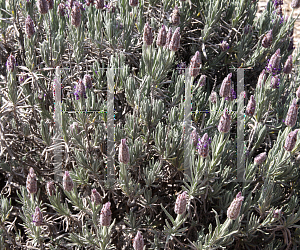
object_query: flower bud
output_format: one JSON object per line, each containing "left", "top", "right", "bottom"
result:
{"left": 257, "top": 69, "right": 266, "bottom": 87}
{"left": 284, "top": 129, "right": 299, "bottom": 151}
{"left": 57, "top": 3, "right": 66, "bottom": 16}
{"left": 189, "top": 51, "right": 201, "bottom": 77}
{"left": 174, "top": 191, "right": 188, "bottom": 214}
{"left": 47, "top": 181, "right": 56, "bottom": 196}
{"left": 245, "top": 95, "right": 256, "bottom": 117}
{"left": 33, "top": 207, "right": 43, "bottom": 226}
{"left": 71, "top": 4, "right": 81, "bottom": 28}
{"left": 129, "top": 0, "right": 138, "bottom": 7}
{"left": 227, "top": 192, "right": 244, "bottom": 220}
{"left": 262, "top": 30, "right": 272, "bottom": 48}
{"left": 254, "top": 152, "right": 267, "bottom": 165}
{"left": 6, "top": 54, "right": 16, "bottom": 72}
{"left": 266, "top": 49, "right": 281, "bottom": 74}
{"left": 218, "top": 109, "right": 231, "bottom": 133}
{"left": 296, "top": 85, "right": 300, "bottom": 99}
{"left": 171, "top": 6, "right": 180, "bottom": 26}
{"left": 47, "top": 0, "right": 54, "bottom": 9}
{"left": 197, "top": 133, "right": 209, "bottom": 158}
{"left": 95, "top": 0, "right": 104, "bottom": 9}
{"left": 143, "top": 22, "right": 153, "bottom": 46}
{"left": 285, "top": 99, "right": 298, "bottom": 128}
{"left": 118, "top": 139, "right": 130, "bottom": 164}
{"left": 165, "top": 27, "right": 172, "bottom": 49}
{"left": 63, "top": 171, "right": 74, "bottom": 192}
{"left": 283, "top": 55, "right": 293, "bottom": 74}
{"left": 220, "top": 40, "right": 229, "bottom": 51}
{"left": 270, "top": 75, "right": 280, "bottom": 89}
{"left": 26, "top": 167, "right": 37, "bottom": 194}
{"left": 83, "top": 74, "right": 93, "bottom": 89}
{"left": 210, "top": 91, "right": 217, "bottom": 104}
{"left": 100, "top": 201, "right": 112, "bottom": 226}
{"left": 74, "top": 79, "right": 86, "bottom": 100}
{"left": 219, "top": 73, "right": 232, "bottom": 98}
{"left": 91, "top": 189, "right": 102, "bottom": 205}
{"left": 292, "top": 0, "right": 300, "bottom": 8}
{"left": 169, "top": 27, "right": 180, "bottom": 51}
{"left": 191, "top": 129, "right": 198, "bottom": 147}
{"left": 133, "top": 231, "right": 144, "bottom": 250}
{"left": 37, "top": 0, "right": 49, "bottom": 14}
{"left": 25, "top": 15, "right": 35, "bottom": 39}
{"left": 156, "top": 24, "right": 167, "bottom": 47}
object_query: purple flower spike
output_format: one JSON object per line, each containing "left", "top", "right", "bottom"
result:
{"left": 63, "top": 171, "right": 74, "bottom": 192}
{"left": 220, "top": 73, "right": 232, "bottom": 98}
{"left": 74, "top": 79, "right": 87, "bottom": 100}
{"left": 197, "top": 133, "right": 210, "bottom": 158}
{"left": 227, "top": 192, "right": 244, "bottom": 220}
{"left": 33, "top": 207, "right": 43, "bottom": 226}
{"left": 25, "top": 15, "right": 35, "bottom": 38}
{"left": 169, "top": 27, "right": 180, "bottom": 52}
{"left": 189, "top": 51, "right": 201, "bottom": 77}
{"left": 174, "top": 191, "right": 188, "bottom": 214}
{"left": 100, "top": 202, "right": 112, "bottom": 226}
{"left": 156, "top": 24, "right": 167, "bottom": 47}
{"left": 133, "top": 231, "right": 144, "bottom": 250}
{"left": 266, "top": 49, "right": 281, "bottom": 74}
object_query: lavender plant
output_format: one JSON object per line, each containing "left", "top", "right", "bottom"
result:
{"left": 1, "top": 0, "right": 300, "bottom": 249}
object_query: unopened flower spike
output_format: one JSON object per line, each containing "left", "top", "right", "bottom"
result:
{"left": 171, "top": 6, "right": 180, "bottom": 26}
{"left": 285, "top": 99, "right": 298, "bottom": 128}
{"left": 156, "top": 24, "right": 167, "bottom": 47}
{"left": 71, "top": 4, "right": 81, "bottom": 27}
{"left": 191, "top": 129, "right": 199, "bottom": 147}
{"left": 63, "top": 171, "right": 74, "bottom": 192}
{"left": 210, "top": 91, "right": 217, "bottom": 104}
{"left": 47, "top": 181, "right": 56, "bottom": 196}
{"left": 283, "top": 55, "right": 293, "bottom": 74}
{"left": 218, "top": 109, "right": 231, "bottom": 133}
{"left": 174, "top": 191, "right": 188, "bottom": 214}
{"left": 227, "top": 192, "right": 244, "bottom": 220}
{"left": 91, "top": 189, "right": 102, "bottom": 205}
{"left": 74, "top": 79, "right": 87, "bottom": 100}
{"left": 165, "top": 27, "right": 172, "bottom": 49}
{"left": 33, "top": 207, "right": 43, "bottom": 226}
{"left": 6, "top": 54, "right": 16, "bottom": 72}
{"left": 245, "top": 95, "right": 256, "bottom": 117}
{"left": 189, "top": 51, "right": 201, "bottom": 77}
{"left": 26, "top": 167, "right": 37, "bottom": 194}
{"left": 254, "top": 152, "right": 267, "bottom": 165}
{"left": 57, "top": 3, "right": 66, "bottom": 16}
{"left": 95, "top": 0, "right": 104, "bottom": 9}
{"left": 100, "top": 201, "right": 112, "bottom": 226}
{"left": 37, "top": 0, "right": 49, "bottom": 14}
{"left": 257, "top": 69, "right": 266, "bottom": 87}
{"left": 169, "top": 27, "right": 180, "bottom": 51}
{"left": 83, "top": 74, "right": 93, "bottom": 89}
{"left": 262, "top": 30, "right": 272, "bottom": 48}
{"left": 25, "top": 15, "right": 35, "bottom": 38}
{"left": 119, "top": 138, "right": 130, "bottom": 164}
{"left": 47, "top": 0, "right": 54, "bottom": 9}
{"left": 143, "top": 22, "right": 153, "bottom": 46}
{"left": 197, "top": 133, "right": 210, "bottom": 158}
{"left": 133, "top": 231, "right": 144, "bottom": 250}
{"left": 284, "top": 129, "right": 299, "bottom": 151}
{"left": 266, "top": 48, "right": 281, "bottom": 74}
{"left": 220, "top": 73, "right": 232, "bottom": 98}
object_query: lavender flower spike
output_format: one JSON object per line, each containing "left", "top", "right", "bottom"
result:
{"left": 47, "top": 181, "right": 56, "bottom": 196}
{"left": 33, "top": 207, "right": 43, "bottom": 226}
{"left": 156, "top": 24, "right": 167, "bottom": 47}
{"left": 191, "top": 129, "right": 198, "bottom": 147}
{"left": 165, "top": 27, "right": 172, "bottom": 49}
{"left": 71, "top": 4, "right": 81, "bottom": 28}
{"left": 74, "top": 79, "right": 87, "bottom": 100}
{"left": 283, "top": 55, "right": 293, "bottom": 74}
{"left": 143, "top": 22, "right": 153, "bottom": 46}
{"left": 6, "top": 54, "right": 16, "bottom": 72}
{"left": 95, "top": 0, "right": 104, "bottom": 9}
{"left": 197, "top": 133, "right": 210, "bottom": 158}
{"left": 257, "top": 69, "right": 266, "bottom": 87}
{"left": 63, "top": 171, "right": 74, "bottom": 192}
{"left": 266, "top": 48, "right": 281, "bottom": 74}
{"left": 47, "top": 0, "right": 54, "bottom": 9}
{"left": 291, "top": 0, "right": 300, "bottom": 8}
{"left": 189, "top": 51, "right": 201, "bottom": 77}
{"left": 91, "top": 189, "right": 102, "bottom": 205}
{"left": 26, "top": 167, "right": 37, "bottom": 194}
{"left": 271, "top": 75, "right": 280, "bottom": 89}
{"left": 171, "top": 6, "right": 180, "bottom": 26}
{"left": 245, "top": 95, "right": 256, "bottom": 117}
{"left": 210, "top": 91, "right": 217, "bottom": 104}
{"left": 227, "top": 192, "right": 244, "bottom": 220}
{"left": 254, "top": 152, "right": 267, "bottom": 165}
{"left": 133, "top": 231, "right": 144, "bottom": 250}
{"left": 219, "top": 73, "right": 232, "bottom": 98}
{"left": 37, "top": 0, "right": 49, "bottom": 14}
{"left": 284, "top": 129, "right": 299, "bottom": 151}
{"left": 100, "top": 201, "right": 112, "bottom": 226}
{"left": 83, "top": 74, "right": 93, "bottom": 89}
{"left": 169, "top": 27, "right": 180, "bottom": 52}
{"left": 57, "top": 3, "right": 66, "bottom": 16}
{"left": 285, "top": 99, "right": 298, "bottom": 128}
{"left": 25, "top": 15, "right": 35, "bottom": 39}
{"left": 174, "top": 191, "right": 188, "bottom": 214}
{"left": 262, "top": 30, "right": 272, "bottom": 48}
{"left": 119, "top": 139, "right": 130, "bottom": 164}
{"left": 218, "top": 109, "right": 231, "bottom": 133}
